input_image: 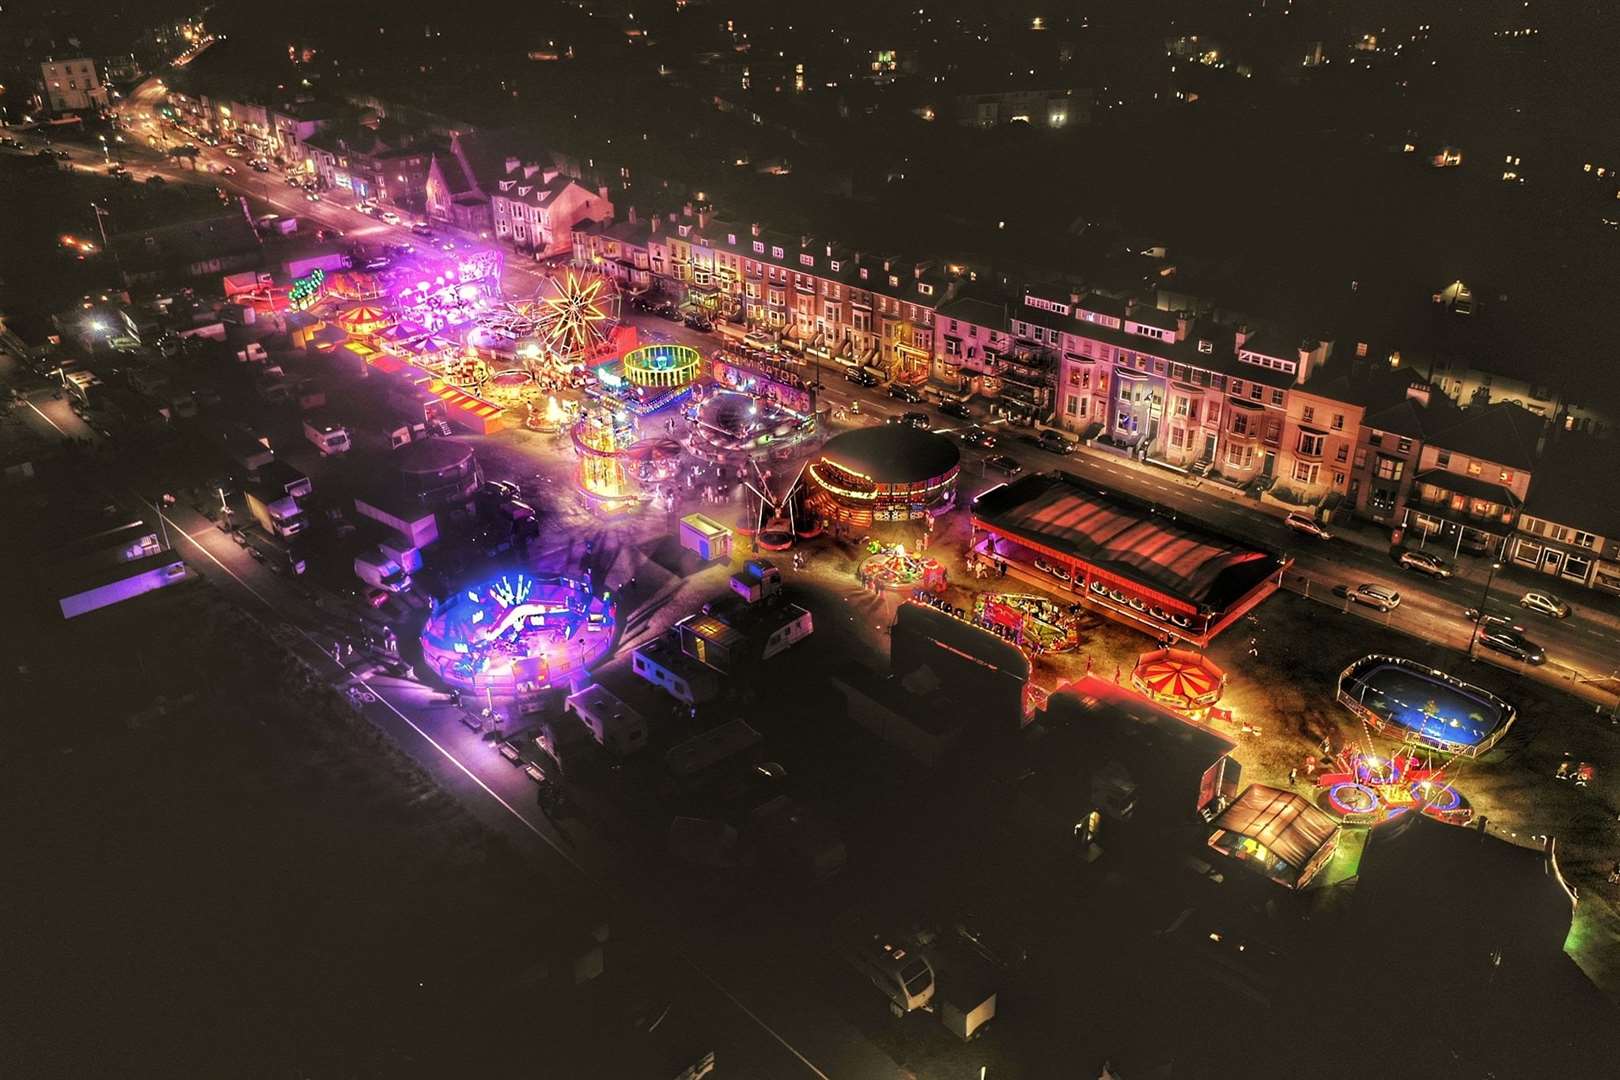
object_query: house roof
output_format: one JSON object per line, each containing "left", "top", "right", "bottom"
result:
{"left": 1428, "top": 402, "right": 1541, "bottom": 470}
{"left": 1522, "top": 438, "right": 1620, "bottom": 536}
{"left": 937, "top": 294, "right": 1009, "bottom": 333}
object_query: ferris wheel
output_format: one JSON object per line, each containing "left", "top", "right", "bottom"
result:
{"left": 531, "top": 268, "right": 620, "bottom": 364}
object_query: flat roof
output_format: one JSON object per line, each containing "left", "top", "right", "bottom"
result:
{"left": 1211, "top": 785, "right": 1339, "bottom": 875}
{"left": 972, "top": 472, "right": 1285, "bottom": 612}
{"left": 820, "top": 426, "right": 961, "bottom": 486}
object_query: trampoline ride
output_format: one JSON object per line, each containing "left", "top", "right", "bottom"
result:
{"left": 1315, "top": 749, "right": 1474, "bottom": 827}
{"left": 1337, "top": 655, "right": 1515, "bottom": 757}
{"left": 420, "top": 572, "right": 617, "bottom": 701}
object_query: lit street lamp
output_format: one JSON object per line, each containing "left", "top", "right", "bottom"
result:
{"left": 1466, "top": 560, "right": 1504, "bottom": 660}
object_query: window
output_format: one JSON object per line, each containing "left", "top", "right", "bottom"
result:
{"left": 1574, "top": 530, "right": 1598, "bottom": 549}
{"left": 1335, "top": 445, "right": 1349, "bottom": 463}
{"left": 1334, "top": 472, "right": 1345, "bottom": 486}
{"left": 1271, "top": 389, "right": 1285, "bottom": 406}
{"left": 1231, "top": 380, "right": 1245, "bottom": 396}
{"left": 1355, "top": 448, "right": 1369, "bottom": 468}
{"left": 752, "top": 241, "right": 764, "bottom": 254}
{"left": 1226, "top": 444, "right": 1254, "bottom": 468}
{"left": 1436, "top": 450, "right": 1451, "bottom": 467}
{"left": 1369, "top": 432, "right": 1383, "bottom": 447}
{"left": 771, "top": 246, "right": 784, "bottom": 259}
{"left": 1066, "top": 396, "right": 1080, "bottom": 417}
{"left": 1292, "top": 461, "right": 1320, "bottom": 484}
{"left": 1250, "top": 384, "right": 1263, "bottom": 401}
{"left": 1170, "top": 428, "right": 1187, "bottom": 448}
{"left": 1332, "top": 414, "right": 1344, "bottom": 430}
{"left": 1397, "top": 437, "right": 1412, "bottom": 453}
{"left": 799, "top": 253, "right": 814, "bottom": 267}
{"left": 1297, "top": 432, "right": 1324, "bottom": 457}
{"left": 1302, "top": 406, "right": 1315, "bottom": 424}
{"left": 1231, "top": 413, "right": 1250, "bottom": 436}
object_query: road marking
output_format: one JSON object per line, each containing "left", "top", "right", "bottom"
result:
{"left": 25, "top": 399, "right": 68, "bottom": 436}
{"left": 145, "top": 499, "right": 834, "bottom": 1078}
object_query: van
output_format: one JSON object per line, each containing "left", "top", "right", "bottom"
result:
{"left": 842, "top": 936, "right": 936, "bottom": 1016}
{"left": 496, "top": 499, "right": 540, "bottom": 540}
{"left": 565, "top": 683, "right": 650, "bottom": 757}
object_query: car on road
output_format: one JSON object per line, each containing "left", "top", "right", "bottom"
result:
{"left": 985, "top": 454, "right": 1023, "bottom": 477}
{"left": 379, "top": 209, "right": 401, "bottom": 225}
{"left": 938, "top": 400, "right": 971, "bottom": 420}
{"left": 1477, "top": 628, "right": 1546, "bottom": 664}
{"left": 1464, "top": 608, "right": 1526, "bottom": 633}
{"left": 146, "top": 174, "right": 165, "bottom": 185}
{"left": 844, "top": 367, "right": 880, "bottom": 388}
{"left": 1519, "top": 591, "right": 1571, "bottom": 619}
{"left": 1030, "top": 429, "right": 1073, "bottom": 455}
{"left": 0, "top": 136, "right": 21, "bottom": 148}
{"left": 1396, "top": 549, "right": 1452, "bottom": 578}
{"left": 386, "top": 242, "right": 415, "bottom": 257}
{"left": 410, "top": 222, "right": 435, "bottom": 237}
{"left": 1284, "top": 512, "right": 1332, "bottom": 540}
{"left": 683, "top": 312, "right": 714, "bottom": 332}
{"left": 305, "top": 191, "right": 321, "bottom": 202}
{"left": 285, "top": 174, "right": 304, "bottom": 187}
{"left": 959, "top": 426, "right": 997, "bottom": 449}
{"left": 219, "top": 164, "right": 236, "bottom": 175}
{"left": 250, "top": 159, "right": 270, "bottom": 172}
{"left": 223, "top": 146, "right": 242, "bottom": 157}
{"left": 891, "top": 411, "right": 931, "bottom": 430}
{"left": 1340, "top": 583, "right": 1402, "bottom": 612}
{"left": 888, "top": 384, "right": 923, "bottom": 404}
{"left": 54, "top": 148, "right": 71, "bottom": 160}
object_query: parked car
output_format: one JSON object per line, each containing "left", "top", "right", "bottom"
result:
{"left": 1342, "top": 583, "right": 1402, "bottom": 612}
{"left": 683, "top": 312, "right": 714, "bottom": 332}
{"left": 379, "top": 209, "right": 401, "bottom": 225}
{"left": 985, "top": 455, "right": 1023, "bottom": 477}
{"left": 959, "top": 426, "right": 997, "bottom": 449}
{"left": 938, "top": 400, "right": 971, "bottom": 420}
{"left": 845, "top": 367, "right": 880, "bottom": 388}
{"left": 1397, "top": 549, "right": 1452, "bottom": 578}
{"left": 1284, "top": 512, "right": 1332, "bottom": 540}
{"left": 1519, "top": 591, "right": 1571, "bottom": 619}
{"left": 888, "top": 384, "right": 923, "bottom": 404}
{"left": 284, "top": 174, "right": 304, "bottom": 187}
{"left": 1032, "top": 429, "right": 1073, "bottom": 455}
{"left": 892, "top": 411, "right": 931, "bottom": 430}
{"left": 1477, "top": 628, "right": 1546, "bottom": 664}
{"left": 355, "top": 200, "right": 378, "bottom": 214}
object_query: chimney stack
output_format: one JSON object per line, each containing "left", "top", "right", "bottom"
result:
{"left": 627, "top": 206, "right": 637, "bottom": 223}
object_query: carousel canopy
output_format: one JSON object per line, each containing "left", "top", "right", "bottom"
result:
{"left": 337, "top": 303, "right": 392, "bottom": 335}
{"left": 1132, "top": 647, "right": 1227, "bottom": 709}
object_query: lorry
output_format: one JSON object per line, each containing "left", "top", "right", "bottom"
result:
{"left": 258, "top": 459, "right": 312, "bottom": 500}
{"left": 565, "top": 683, "right": 650, "bottom": 757}
{"left": 221, "top": 424, "right": 275, "bottom": 477}
{"left": 303, "top": 412, "right": 351, "bottom": 455}
{"left": 244, "top": 482, "right": 308, "bottom": 539}
{"left": 353, "top": 546, "right": 410, "bottom": 592}
{"left": 240, "top": 526, "right": 307, "bottom": 575}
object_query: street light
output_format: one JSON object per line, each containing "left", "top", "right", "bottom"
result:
{"left": 1466, "top": 560, "right": 1503, "bottom": 660}
{"left": 99, "top": 133, "right": 110, "bottom": 163}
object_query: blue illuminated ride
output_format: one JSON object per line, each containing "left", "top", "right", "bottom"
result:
{"left": 420, "top": 571, "right": 616, "bottom": 700}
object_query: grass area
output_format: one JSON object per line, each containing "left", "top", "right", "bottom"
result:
{"left": 3, "top": 584, "right": 587, "bottom": 1075}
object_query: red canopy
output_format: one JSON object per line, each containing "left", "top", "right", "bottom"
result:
{"left": 1132, "top": 647, "right": 1227, "bottom": 710}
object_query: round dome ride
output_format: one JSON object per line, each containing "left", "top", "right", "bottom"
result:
{"left": 806, "top": 425, "right": 961, "bottom": 525}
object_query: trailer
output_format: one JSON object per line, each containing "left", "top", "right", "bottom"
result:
{"left": 244, "top": 483, "right": 307, "bottom": 539}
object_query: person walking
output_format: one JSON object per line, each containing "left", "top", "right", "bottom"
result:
{"left": 1287, "top": 767, "right": 1298, "bottom": 788}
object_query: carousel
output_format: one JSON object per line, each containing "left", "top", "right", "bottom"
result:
{"left": 1131, "top": 648, "right": 1228, "bottom": 714}
{"left": 335, "top": 302, "right": 393, "bottom": 337}
{"left": 858, "top": 543, "right": 947, "bottom": 593}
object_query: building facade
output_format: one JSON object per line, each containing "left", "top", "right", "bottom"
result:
{"left": 40, "top": 58, "right": 108, "bottom": 114}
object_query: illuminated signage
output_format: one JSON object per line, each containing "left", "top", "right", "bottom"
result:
{"left": 287, "top": 267, "right": 325, "bottom": 311}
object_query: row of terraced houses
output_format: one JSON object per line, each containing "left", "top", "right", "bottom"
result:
{"left": 573, "top": 206, "right": 1620, "bottom": 597}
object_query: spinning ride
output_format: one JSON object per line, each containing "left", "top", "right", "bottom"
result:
{"left": 858, "top": 544, "right": 947, "bottom": 592}
{"left": 420, "top": 572, "right": 616, "bottom": 700}
{"left": 975, "top": 593, "right": 1081, "bottom": 653}
{"left": 1131, "top": 648, "right": 1227, "bottom": 713}
{"left": 570, "top": 402, "right": 682, "bottom": 510}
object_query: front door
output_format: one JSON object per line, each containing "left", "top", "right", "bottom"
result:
{"left": 1544, "top": 549, "right": 1563, "bottom": 575}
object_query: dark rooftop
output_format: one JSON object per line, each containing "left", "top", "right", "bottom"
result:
{"left": 818, "top": 426, "right": 961, "bottom": 486}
